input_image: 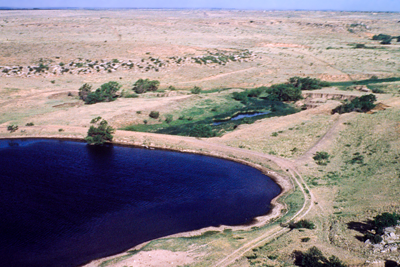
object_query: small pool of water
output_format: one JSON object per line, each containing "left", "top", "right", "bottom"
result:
{"left": 213, "top": 111, "right": 271, "bottom": 125}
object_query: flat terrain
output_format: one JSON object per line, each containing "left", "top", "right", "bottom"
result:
{"left": 1, "top": 9, "right": 400, "bottom": 267}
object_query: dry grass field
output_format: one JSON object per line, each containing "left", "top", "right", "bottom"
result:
{"left": 1, "top": 9, "right": 400, "bottom": 267}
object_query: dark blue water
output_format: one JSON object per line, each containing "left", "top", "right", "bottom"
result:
{"left": 213, "top": 111, "right": 271, "bottom": 125}
{"left": 0, "top": 139, "right": 281, "bottom": 267}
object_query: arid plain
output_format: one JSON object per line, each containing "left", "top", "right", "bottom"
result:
{"left": 1, "top": 9, "right": 400, "bottom": 267}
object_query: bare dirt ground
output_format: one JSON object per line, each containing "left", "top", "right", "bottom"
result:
{"left": 1, "top": 9, "right": 400, "bottom": 267}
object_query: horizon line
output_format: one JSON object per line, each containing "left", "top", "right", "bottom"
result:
{"left": 0, "top": 7, "right": 399, "bottom": 13}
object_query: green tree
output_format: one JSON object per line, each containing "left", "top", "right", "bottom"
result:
{"left": 288, "top": 77, "right": 330, "bottom": 90}
{"left": 85, "top": 81, "right": 121, "bottom": 104}
{"left": 85, "top": 119, "right": 115, "bottom": 145}
{"left": 133, "top": 79, "right": 160, "bottom": 94}
{"left": 268, "top": 84, "right": 302, "bottom": 101}
{"left": 332, "top": 94, "right": 376, "bottom": 114}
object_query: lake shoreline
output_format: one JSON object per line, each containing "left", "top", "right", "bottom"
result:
{"left": 0, "top": 129, "right": 292, "bottom": 266}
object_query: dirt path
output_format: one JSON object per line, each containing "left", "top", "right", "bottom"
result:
{"left": 175, "top": 67, "right": 257, "bottom": 84}
{"left": 296, "top": 112, "right": 354, "bottom": 164}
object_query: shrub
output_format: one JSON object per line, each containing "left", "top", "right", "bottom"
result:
{"left": 133, "top": 79, "right": 160, "bottom": 94}
{"left": 191, "top": 86, "right": 202, "bottom": 94}
{"left": 288, "top": 76, "right": 330, "bottom": 90}
{"left": 332, "top": 94, "right": 376, "bottom": 114}
{"left": 149, "top": 111, "right": 160, "bottom": 119}
{"left": 85, "top": 119, "right": 115, "bottom": 145}
{"left": 7, "top": 124, "right": 18, "bottom": 132}
{"left": 313, "top": 151, "right": 330, "bottom": 165}
{"left": 373, "top": 212, "right": 400, "bottom": 233}
{"left": 85, "top": 81, "right": 121, "bottom": 104}
{"left": 25, "top": 122, "right": 34, "bottom": 126}
{"left": 267, "top": 83, "right": 302, "bottom": 101}
{"left": 372, "top": 34, "right": 392, "bottom": 41}
{"left": 355, "top": 44, "right": 366, "bottom": 49}
{"left": 289, "top": 219, "right": 315, "bottom": 230}
{"left": 189, "top": 124, "right": 215, "bottom": 138}
{"left": 58, "top": 128, "right": 64, "bottom": 132}
{"left": 232, "top": 91, "right": 249, "bottom": 103}
{"left": 90, "top": 116, "right": 102, "bottom": 124}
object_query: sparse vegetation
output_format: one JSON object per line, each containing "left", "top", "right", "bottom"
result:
{"left": 7, "top": 124, "right": 18, "bottom": 132}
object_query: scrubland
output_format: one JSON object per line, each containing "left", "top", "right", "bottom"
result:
{"left": 1, "top": 9, "right": 400, "bottom": 267}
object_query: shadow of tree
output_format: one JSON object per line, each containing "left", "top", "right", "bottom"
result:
{"left": 347, "top": 220, "right": 373, "bottom": 234}
{"left": 385, "top": 260, "right": 399, "bottom": 267}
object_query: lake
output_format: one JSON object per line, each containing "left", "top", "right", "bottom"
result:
{"left": 0, "top": 139, "right": 281, "bottom": 267}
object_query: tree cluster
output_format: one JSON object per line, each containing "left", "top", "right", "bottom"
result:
{"left": 332, "top": 94, "right": 376, "bottom": 114}
{"left": 79, "top": 81, "right": 121, "bottom": 104}
{"left": 288, "top": 76, "right": 330, "bottom": 90}
{"left": 85, "top": 118, "right": 115, "bottom": 145}
{"left": 133, "top": 79, "right": 160, "bottom": 94}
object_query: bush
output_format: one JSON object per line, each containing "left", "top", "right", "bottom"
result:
{"left": 372, "top": 34, "right": 392, "bottom": 41}
{"left": 85, "top": 81, "right": 121, "bottom": 104}
{"left": 268, "top": 83, "right": 302, "bottom": 101}
{"left": 191, "top": 86, "right": 202, "bottom": 94}
{"left": 85, "top": 119, "right": 115, "bottom": 145}
{"left": 332, "top": 94, "right": 376, "bottom": 114}
{"left": 289, "top": 219, "right": 315, "bottom": 230}
{"left": 7, "top": 124, "right": 18, "bottom": 132}
{"left": 25, "top": 122, "right": 34, "bottom": 126}
{"left": 313, "top": 151, "right": 330, "bottom": 165}
{"left": 288, "top": 77, "right": 330, "bottom": 90}
{"left": 232, "top": 91, "right": 249, "bottom": 103}
{"left": 189, "top": 124, "right": 215, "bottom": 138}
{"left": 149, "top": 111, "right": 160, "bottom": 119}
{"left": 373, "top": 212, "right": 400, "bottom": 232}
{"left": 133, "top": 79, "right": 160, "bottom": 94}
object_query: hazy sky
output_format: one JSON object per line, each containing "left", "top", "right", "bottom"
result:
{"left": 1, "top": 0, "right": 400, "bottom": 12}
